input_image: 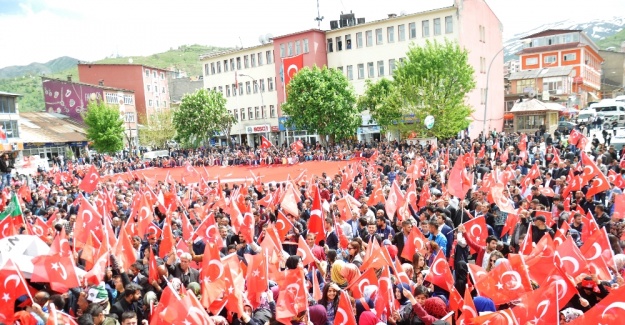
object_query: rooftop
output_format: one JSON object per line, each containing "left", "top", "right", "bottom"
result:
{"left": 41, "top": 77, "right": 135, "bottom": 93}
{"left": 200, "top": 42, "right": 274, "bottom": 60}
{"left": 517, "top": 42, "right": 583, "bottom": 55}
{"left": 325, "top": 6, "right": 456, "bottom": 33}
{"left": 19, "top": 112, "right": 87, "bottom": 144}
{"left": 521, "top": 29, "right": 583, "bottom": 40}
{"left": 0, "top": 91, "right": 22, "bottom": 97}
{"left": 510, "top": 99, "right": 565, "bottom": 113}
{"left": 77, "top": 62, "right": 171, "bottom": 72}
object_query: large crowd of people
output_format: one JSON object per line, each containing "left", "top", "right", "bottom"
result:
{"left": 1, "top": 126, "right": 624, "bottom": 325}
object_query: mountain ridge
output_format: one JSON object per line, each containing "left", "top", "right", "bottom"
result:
{"left": 0, "top": 56, "right": 80, "bottom": 79}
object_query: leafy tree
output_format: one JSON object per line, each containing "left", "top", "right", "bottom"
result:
{"left": 390, "top": 40, "right": 476, "bottom": 138}
{"left": 281, "top": 66, "right": 359, "bottom": 145}
{"left": 357, "top": 78, "right": 402, "bottom": 134}
{"left": 172, "top": 89, "right": 236, "bottom": 148}
{"left": 138, "top": 109, "right": 177, "bottom": 149}
{"left": 82, "top": 100, "right": 125, "bottom": 154}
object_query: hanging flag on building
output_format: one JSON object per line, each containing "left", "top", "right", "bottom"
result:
{"left": 282, "top": 54, "right": 304, "bottom": 99}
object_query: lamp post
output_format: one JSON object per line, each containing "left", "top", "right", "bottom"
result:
{"left": 238, "top": 73, "right": 267, "bottom": 146}
{"left": 482, "top": 47, "right": 505, "bottom": 143}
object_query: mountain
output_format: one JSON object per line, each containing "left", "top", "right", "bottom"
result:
{"left": 503, "top": 16, "right": 625, "bottom": 62}
{"left": 0, "top": 56, "right": 79, "bottom": 79}
{"left": 0, "top": 45, "right": 227, "bottom": 112}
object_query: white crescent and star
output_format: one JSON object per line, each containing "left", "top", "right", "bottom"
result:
{"left": 287, "top": 64, "right": 299, "bottom": 79}
{"left": 207, "top": 260, "right": 224, "bottom": 280}
{"left": 601, "top": 302, "right": 625, "bottom": 318}
{"left": 3, "top": 274, "right": 21, "bottom": 290}
{"left": 431, "top": 258, "right": 446, "bottom": 276}
{"left": 51, "top": 262, "right": 68, "bottom": 280}
{"left": 500, "top": 271, "right": 523, "bottom": 291}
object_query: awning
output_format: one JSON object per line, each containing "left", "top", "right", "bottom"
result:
{"left": 504, "top": 113, "right": 514, "bottom": 120}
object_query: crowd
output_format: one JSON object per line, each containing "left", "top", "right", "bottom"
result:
{"left": 0, "top": 127, "right": 624, "bottom": 325}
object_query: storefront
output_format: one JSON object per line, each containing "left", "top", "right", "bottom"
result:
{"left": 510, "top": 99, "right": 564, "bottom": 135}
{"left": 278, "top": 117, "right": 317, "bottom": 146}
{"left": 22, "top": 141, "right": 88, "bottom": 160}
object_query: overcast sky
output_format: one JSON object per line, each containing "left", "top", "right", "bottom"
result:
{"left": 0, "top": 0, "right": 623, "bottom": 68}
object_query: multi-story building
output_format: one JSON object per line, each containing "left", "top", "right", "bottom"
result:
{"left": 0, "top": 91, "right": 23, "bottom": 153}
{"left": 517, "top": 29, "right": 603, "bottom": 108}
{"left": 599, "top": 47, "right": 625, "bottom": 99}
{"left": 201, "top": 0, "right": 503, "bottom": 144}
{"left": 42, "top": 77, "right": 139, "bottom": 148}
{"left": 504, "top": 60, "right": 520, "bottom": 75}
{"left": 77, "top": 64, "right": 170, "bottom": 120}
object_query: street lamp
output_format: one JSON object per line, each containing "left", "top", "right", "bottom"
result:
{"left": 237, "top": 73, "right": 267, "bottom": 145}
{"left": 482, "top": 47, "right": 505, "bottom": 143}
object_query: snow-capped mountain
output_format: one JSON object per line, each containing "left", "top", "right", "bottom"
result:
{"left": 503, "top": 16, "right": 625, "bottom": 62}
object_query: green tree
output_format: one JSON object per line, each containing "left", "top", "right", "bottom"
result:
{"left": 282, "top": 66, "right": 359, "bottom": 145}
{"left": 357, "top": 78, "right": 403, "bottom": 133}
{"left": 138, "top": 109, "right": 177, "bottom": 149}
{"left": 82, "top": 100, "right": 125, "bottom": 154}
{"left": 172, "top": 89, "right": 236, "bottom": 148}
{"left": 391, "top": 40, "right": 476, "bottom": 138}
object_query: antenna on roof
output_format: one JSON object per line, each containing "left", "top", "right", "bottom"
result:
{"left": 314, "top": 0, "right": 324, "bottom": 28}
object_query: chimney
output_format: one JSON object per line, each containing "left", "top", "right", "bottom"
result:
{"left": 67, "top": 75, "right": 72, "bottom": 82}
{"left": 388, "top": 13, "right": 397, "bottom": 18}
{"left": 98, "top": 80, "right": 104, "bottom": 86}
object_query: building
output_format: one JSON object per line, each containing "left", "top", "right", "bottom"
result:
{"left": 200, "top": 0, "right": 503, "bottom": 144}
{"left": 516, "top": 29, "right": 603, "bottom": 108}
{"left": 168, "top": 76, "right": 204, "bottom": 106}
{"left": 19, "top": 112, "right": 88, "bottom": 159}
{"left": 508, "top": 66, "right": 576, "bottom": 106}
{"left": 599, "top": 47, "right": 625, "bottom": 98}
{"left": 42, "top": 77, "right": 139, "bottom": 148}
{"left": 504, "top": 59, "right": 520, "bottom": 75}
{"left": 0, "top": 91, "right": 24, "bottom": 153}
{"left": 77, "top": 63, "right": 171, "bottom": 120}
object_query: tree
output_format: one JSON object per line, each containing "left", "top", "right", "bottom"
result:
{"left": 390, "top": 40, "right": 476, "bottom": 138}
{"left": 357, "top": 78, "right": 402, "bottom": 134}
{"left": 281, "top": 66, "right": 359, "bottom": 145}
{"left": 82, "top": 100, "right": 125, "bottom": 154}
{"left": 172, "top": 89, "right": 236, "bottom": 148}
{"left": 138, "top": 109, "right": 177, "bottom": 149}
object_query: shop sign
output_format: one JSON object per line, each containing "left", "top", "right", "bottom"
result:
{"left": 271, "top": 126, "right": 280, "bottom": 132}
{"left": 246, "top": 125, "right": 270, "bottom": 134}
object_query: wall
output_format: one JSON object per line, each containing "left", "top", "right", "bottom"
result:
{"left": 458, "top": 0, "right": 504, "bottom": 139}
{"left": 168, "top": 77, "right": 203, "bottom": 103}
{"left": 42, "top": 78, "right": 103, "bottom": 123}
{"left": 599, "top": 50, "right": 625, "bottom": 96}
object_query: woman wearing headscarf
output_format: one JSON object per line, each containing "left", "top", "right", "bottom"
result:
{"left": 387, "top": 285, "right": 441, "bottom": 325}
{"left": 359, "top": 310, "right": 382, "bottom": 325}
{"left": 308, "top": 304, "right": 328, "bottom": 325}
{"left": 330, "top": 260, "right": 348, "bottom": 287}
{"left": 339, "top": 263, "right": 360, "bottom": 285}
{"left": 473, "top": 296, "right": 496, "bottom": 315}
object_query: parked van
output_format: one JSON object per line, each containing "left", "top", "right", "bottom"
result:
{"left": 590, "top": 100, "right": 625, "bottom": 126}
{"left": 577, "top": 108, "right": 597, "bottom": 124}
{"left": 142, "top": 150, "right": 170, "bottom": 161}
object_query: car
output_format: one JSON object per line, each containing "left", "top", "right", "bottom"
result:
{"left": 557, "top": 121, "right": 576, "bottom": 132}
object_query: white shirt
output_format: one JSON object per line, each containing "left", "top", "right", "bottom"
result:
{"left": 482, "top": 251, "right": 492, "bottom": 269}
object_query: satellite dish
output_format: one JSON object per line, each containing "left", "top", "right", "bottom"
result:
{"left": 265, "top": 33, "right": 273, "bottom": 42}
{"left": 259, "top": 35, "right": 266, "bottom": 44}
{"left": 528, "top": 90, "right": 536, "bottom": 98}
{"left": 128, "top": 58, "right": 133, "bottom": 64}
{"left": 399, "top": 10, "right": 407, "bottom": 16}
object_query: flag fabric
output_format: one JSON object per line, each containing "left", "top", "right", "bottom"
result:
{"left": 296, "top": 236, "right": 316, "bottom": 266}
{"left": 260, "top": 135, "right": 272, "bottom": 149}
{"left": 78, "top": 164, "right": 100, "bottom": 193}
{"left": 308, "top": 185, "right": 326, "bottom": 245}
{"left": 424, "top": 250, "right": 455, "bottom": 291}
{"left": 346, "top": 267, "right": 378, "bottom": 299}
{"left": 0, "top": 193, "right": 22, "bottom": 221}
{"left": 0, "top": 259, "right": 30, "bottom": 323}
{"left": 282, "top": 54, "right": 304, "bottom": 97}
{"left": 290, "top": 140, "right": 304, "bottom": 153}
{"left": 335, "top": 290, "right": 357, "bottom": 325}
{"left": 400, "top": 226, "right": 428, "bottom": 261}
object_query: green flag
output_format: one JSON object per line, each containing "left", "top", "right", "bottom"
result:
{"left": 0, "top": 193, "right": 22, "bottom": 221}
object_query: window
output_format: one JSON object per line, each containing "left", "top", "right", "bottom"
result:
{"left": 357, "top": 64, "right": 365, "bottom": 79}
{"left": 336, "top": 36, "right": 343, "bottom": 51}
{"left": 479, "top": 25, "right": 486, "bottom": 42}
{"left": 327, "top": 38, "right": 333, "bottom": 52}
{"left": 0, "top": 97, "right": 17, "bottom": 114}
{"left": 366, "top": 30, "right": 373, "bottom": 47}
{"left": 288, "top": 42, "right": 293, "bottom": 56}
{"left": 241, "top": 109, "right": 246, "bottom": 121}
{"left": 244, "top": 55, "right": 249, "bottom": 68}
{"left": 251, "top": 54, "right": 256, "bottom": 67}
{"left": 230, "top": 58, "right": 235, "bottom": 70}
{"left": 387, "top": 26, "right": 395, "bottom": 43}
{"left": 480, "top": 57, "right": 485, "bottom": 73}
{"left": 146, "top": 85, "right": 151, "bottom": 92}
{"left": 125, "top": 112, "right": 135, "bottom": 123}
{"left": 266, "top": 50, "right": 273, "bottom": 64}
{"left": 375, "top": 28, "right": 383, "bottom": 45}
{"left": 145, "top": 69, "right": 150, "bottom": 77}
{"left": 563, "top": 53, "right": 576, "bottom": 61}
{"left": 516, "top": 115, "right": 546, "bottom": 130}
{"left": 223, "top": 60, "right": 229, "bottom": 72}
{"left": 409, "top": 22, "right": 417, "bottom": 39}
{"left": 258, "top": 52, "right": 263, "bottom": 65}
{"left": 433, "top": 18, "right": 442, "bottom": 36}
{"left": 526, "top": 57, "right": 538, "bottom": 65}
{"left": 106, "top": 92, "right": 118, "bottom": 104}
{"left": 236, "top": 57, "right": 241, "bottom": 69}
{"left": 544, "top": 55, "right": 557, "bottom": 64}
{"left": 255, "top": 107, "right": 260, "bottom": 120}
{"left": 480, "top": 88, "right": 486, "bottom": 105}
{"left": 232, "top": 84, "right": 237, "bottom": 96}
{"left": 124, "top": 94, "right": 133, "bottom": 105}
{"left": 303, "top": 39, "right": 309, "bottom": 53}
{"left": 270, "top": 105, "right": 276, "bottom": 118}
{"left": 261, "top": 106, "right": 267, "bottom": 118}
{"left": 148, "top": 99, "right": 153, "bottom": 107}
{"left": 280, "top": 44, "right": 285, "bottom": 58}
{"left": 295, "top": 40, "right": 301, "bottom": 55}
{"left": 516, "top": 79, "right": 536, "bottom": 94}
{"left": 268, "top": 77, "right": 274, "bottom": 91}
{"left": 260, "top": 79, "right": 265, "bottom": 92}
{"left": 153, "top": 71, "right": 157, "bottom": 78}
{"left": 216, "top": 61, "right": 222, "bottom": 73}
{"left": 253, "top": 81, "right": 258, "bottom": 93}
{"left": 398, "top": 24, "right": 406, "bottom": 41}
{"left": 238, "top": 83, "right": 243, "bottom": 95}
{"left": 345, "top": 34, "right": 352, "bottom": 49}
{"left": 154, "top": 85, "right": 158, "bottom": 93}
{"left": 234, "top": 109, "right": 239, "bottom": 121}
{"left": 218, "top": 86, "right": 223, "bottom": 94}
{"left": 336, "top": 66, "right": 344, "bottom": 74}
{"left": 377, "top": 60, "right": 385, "bottom": 77}
{"left": 356, "top": 32, "right": 363, "bottom": 48}
{"left": 399, "top": 57, "right": 405, "bottom": 63}
{"left": 543, "top": 77, "right": 567, "bottom": 94}
{"left": 226, "top": 85, "right": 231, "bottom": 97}
{"left": 204, "top": 64, "right": 209, "bottom": 76}
{"left": 248, "top": 107, "right": 254, "bottom": 120}
{"left": 210, "top": 63, "right": 215, "bottom": 74}
{"left": 245, "top": 81, "right": 251, "bottom": 94}
{"left": 162, "top": 87, "right": 166, "bottom": 94}
{"left": 445, "top": 16, "right": 453, "bottom": 33}
{"left": 0, "top": 120, "right": 19, "bottom": 138}
{"left": 367, "top": 62, "right": 374, "bottom": 78}
{"left": 422, "top": 20, "right": 430, "bottom": 37}
{"left": 389, "top": 59, "right": 396, "bottom": 73}
{"left": 346, "top": 65, "right": 353, "bottom": 80}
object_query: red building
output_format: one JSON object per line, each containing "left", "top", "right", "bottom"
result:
{"left": 77, "top": 63, "right": 171, "bottom": 119}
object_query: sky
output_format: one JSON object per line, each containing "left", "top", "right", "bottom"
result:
{"left": 0, "top": 0, "right": 623, "bottom": 68}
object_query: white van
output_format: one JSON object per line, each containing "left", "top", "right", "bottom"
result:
{"left": 577, "top": 108, "right": 597, "bottom": 124}
{"left": 142, "top": 150, "right": 170, "bottom": 161}
{"left": 590, "top": 100, "right": 625, "bottom": 126}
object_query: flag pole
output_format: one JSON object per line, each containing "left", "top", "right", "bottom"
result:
{"left": 11, "top": 258, "right": 34, "bottom": 302}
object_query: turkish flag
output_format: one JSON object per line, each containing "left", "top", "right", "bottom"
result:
{"left": 335, "top": 289, "right": 357, "bottom": 325}
{"left": 569, "top": 128, "right": 582, "bottom": 145}
{"left": 374, "top": 266, "right": 393, "bottom": 317}
{"left": 199, "top": 243, "right": 226, "bottom": 306}
{"left": 400, "top": 226, "right": 428, "bottom": 261}
{"left": 581, "top": 152, "right": 601, "bottom": 184}
{"left": 0, "top": 259, "right": 30, "bottom": 323}
{"left": 32, "top": 253, "right": 80, "bottom": 293}
{"left": 568, "top": 285, "right": 625, "bottom": 324}
{"left": 78, "top": 164, "right": 100, "bottom": 193}
{"left": 501, "top": 211, "right": 519, "bottom": 237}
{"left": 500, "top": 148, "right": 509, "bottom": 163}
{"left": 471, "top": 308, "right": 518, "bottom": 325}
{"left": 555, "top": 236, "right": 588, "bottom": 279}
{"left": 0, "top": 216, "right": 16, "bottom": 239}
{"left": 580, "top": 228, "right": 614, "bottom": 280}
{"left": 276, "top": 269, "right": 308, "bottom": 321}
{"left": 50, "top": 228, "right": 72, "bottom": 258}
{"left": 457, "top": 283, "right": 478, "bottom": 325}
{"left": 367, "top": 178, "right": 386, "bottom": 206}
{"left": 84, "top": 252, "right": 108, "bottom": 286}
{"left": 308, "top": 185, "right": 326, "bottom": 245}
{"left": 477, "top": 145, "right": 485, "bottom": 159}
{"left": 260, "top": 135, "right": 272, "bottom": 149}
{"left": 491, "top": 183, "right": 515, "bottom": 214}
{"left": 609, "top": 170, "right": 625, "bottom": 189}
{"left": 290, "top": 140, "right": 304, "bottom": 153}
{"left": 74, "top": 196, "right": 103, "bottom": 249}
{"left": 462, "top": 216, "right": 488, "bottom": 254}
{"left": 360, "top": 240, "right": 392, "bottom": 272}
{"left": 346, "top": 267, "right": 377, "bottom": 299}
{"left": 148, "top": 248, "right": 159, "bottom": 285}
{"left": 280, "top": 185, "right": 300, "bottom": 218}
{"left": 159, "top": 218, "right": 176, "bottom": 259}
{"left": 417, "top": 183, "right": 431, "bottom": 209}
{"left": 474, "top": 258, "right": 529, "bottom": 305}
{"left": 283, "top": 54, "right": 304, "bottom": 95}
{"left": 424, "top": 250, "right": 455, "bottom": 291}
{"left": 448, "top": 155, "right": 470, "bottom": 199}
{"left": 245, "top": 253, "right": 269, "bottom": 308}
{"left": 296, "top": 236, "right": 316, "bottom": 266}
{"left": 586, "top": 175, "right": 610, "bottom": 199}
{"left": 385, "top": 180, "right": 404, "bottom": 219}
{"left": 112, "top": 226, "right": 136, "bottom": 270}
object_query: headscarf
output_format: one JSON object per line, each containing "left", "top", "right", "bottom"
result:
{"left": 394, "top": 283, "right": 411, "bottom": 305}
{"left": 359, "top": 311, "right": 379, "bottom": 325}
{"left": 331, "top": 260, "right": 348, "bottom": 286}
{"left": 308, "top": 304, "right": 328, "bottom": 325}
{"left": 423, "top": 297, "right": 448, "bottom": 318}
{"left": 340, "top": 263, "right": 360, "bottom": 284}
{"left": 312, "top": 245, "right": 326, "bottom": 261}
{"left": 560, "top": 307, "right": 584, "bottom": 322}
{"left": 355, "top": 297, "right": 374, "bottom": 321}
{"left": 474, "top": 297, "right": 496, "bottom": 314}
{"left": 614, "top": 254, "right": 625, "bottom": 271}
{"left": 454, "top": 261, "right": 469, "bottom": 297}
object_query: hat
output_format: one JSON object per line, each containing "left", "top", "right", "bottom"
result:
{"left": 534, "top": 215, "right": 546, "bottom": 223}
{"left": 87, "top": 283, "right": 108, "bottom": 303}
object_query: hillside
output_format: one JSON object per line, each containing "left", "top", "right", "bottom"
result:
{"left": 0, "top": 56, "right": 79, "bottom": 79}
{"left": 0, "top": 45, "right": 227, "bottom": 112}
{"left": 596, "top": 28, "right": 625, "bottom": 50}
